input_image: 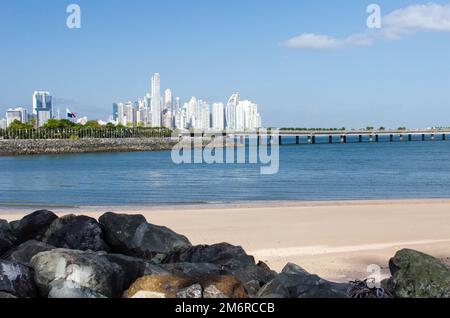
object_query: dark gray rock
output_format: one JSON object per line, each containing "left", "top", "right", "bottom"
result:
{"left": 176, "top": 284, "right": 202, "bottom": 298}
{"left": 105, "top": 253, "right": 168, "bottom": 290}
{"left": 388, "top": 249, "right": 450, "bottom": 298}
{"left": 48, "top": 279, "right": 107, "bottom": 298}
{"left": 99, "top": 212, "right": 191, "bottom": 259}
{"left": 10, "top": 210, "right": 58, "bottom": 243}
{"left": 2, "top": 240, "right": 55, "bottom": 266}
{"left": 164, "top": 243, "right": 276, "bottom": 295}
{"left": 0, "top": 219, "right": 16, "bottom": 255}
{"left": 42, "top": 215, "right": 109, "bottom": 252}
{"left": 161, "top": 262, "right": 227, "bottom": 277}
{"left": 257, "top": 263, "right": 348, "bottom": 298}
{"left": 0, "top": 260, "right": 38, "bottom": 298}
{"left": 30, "top": 248, "right": 124, "bottom": 298}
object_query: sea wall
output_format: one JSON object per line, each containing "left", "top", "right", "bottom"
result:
{"left": 0, "top": 138, "right": 179, "bottom": 156}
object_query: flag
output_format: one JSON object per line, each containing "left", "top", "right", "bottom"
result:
{"left": 67, "top": 109, "right": 77, "bottom": 119}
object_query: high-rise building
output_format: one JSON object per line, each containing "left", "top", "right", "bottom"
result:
{"left": 195, "top": 100, "right": 210, "bottom": 130}
{"left": 112, "top": 103, "right": 119, "bottom": 121}
{"left": 0, "top": 118, "right": 6, "bottom": 129}
{"left": 226, "top": 93, "right": 240, "bottom": 130}
{"left": 164, "top": 89, "right": 173, "bottom": 112}
{"left": 6, "top": 107, "right": 27, "bottom": 127}
{"left": 151, "top": 73, "right": 162, "bottom": 127}
{"left": 32, "top": 91, "right": 53, "bottom": 127}
{"left": 124, "top": 102, "right": 134, "bottom": 126}
{"left": 237, "top": 100, "right": 261, "bottom": 131}
{"left": 211, "top": 102, "right": 225, "bottom": 131}
{"left": 175, "top": 97, "right": 180, "bottom": 113}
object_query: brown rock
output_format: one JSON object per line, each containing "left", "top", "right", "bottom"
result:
{"left": 123, "top": 274, "right": 247, "bottom": 298}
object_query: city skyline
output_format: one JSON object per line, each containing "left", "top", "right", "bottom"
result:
{"left": 0, "top": 73, "right": 262, "bottom": 131}
{"left": 1, "top": 1, "right": 450, "bottom": 128}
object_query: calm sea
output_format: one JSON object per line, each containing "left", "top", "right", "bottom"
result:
{"left": 1, "top": 139, "right": 450, "bottom": 206}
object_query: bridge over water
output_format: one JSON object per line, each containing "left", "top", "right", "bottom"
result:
{"left": 231, "top": 129, "right": 450, "bottom": 145}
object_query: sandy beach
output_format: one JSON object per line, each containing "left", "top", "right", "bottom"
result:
{"left": 1, "top": 199, "right": 450, "bottom": 283}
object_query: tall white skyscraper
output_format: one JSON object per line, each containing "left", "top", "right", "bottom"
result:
{"left": 175, "top": 97, "right": 180, "bottom": 113}
{"left": 226, "top": 93, "right": 240, "bottom": 130}
{"left": 164, "top": 89, "right": 173, "bottom": 112}
{"left": 32, "top": 91, "right": 52, "bottom": 127}
{"left": 151, "top": 73, "right": 162, "bottom": 127}
{"left": 211, "top": 102, "right": 225, "bottom": 130}
{"left": 195, "top": 100, "right": 210, "bottom": 130}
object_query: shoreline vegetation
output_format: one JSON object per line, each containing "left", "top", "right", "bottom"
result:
{"left": 0, "top": 208, "right": 449, "bottom": 298}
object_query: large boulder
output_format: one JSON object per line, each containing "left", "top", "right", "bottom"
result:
{"left": 105, "top": 253, "right": 168, "bottom": 290}
{"left": 99, "top": 212, "right": 191, "bottom": 260}
{"left": 2, "top": 240, "right": 55, "bottom": 266}
{"left": 30, "top": 249, "right": 124, "bottom": 298}
{"left": 42, "top": 215, "right": 110, "bottom": 252}
{"left": 0, "top": 260, "right": 38, "bottom": 298}
{"left": 257, "top": 263, "right": 348, "bottom": 298}
{"left": 0, "top": 219, "right": 16, "bottom": 255}
{"left": 123, "top": 274, "right": 247, "bottom": 298}
{"left": 161, "top": 262, "right": 227, "bottom": 277}
{"left": 10, "top": 210, "right": 58, "bottom": 243}
{"left": 388, "top": 249, "right": 450, "bottom": 298}
{"left": 48, "top": 279, "right": 107, "bottom": 298}
{"left": 164, "top": 243, "right": 276, "bottom": 295}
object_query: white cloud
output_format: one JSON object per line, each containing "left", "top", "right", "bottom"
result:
{"left": 382, "top": 3, "right": 450, "bottom": 39}
{"left": 284, "top": 3, "right": 450, "bottom": 50}
{"left": 283, "top": 33, "right": 373, "bottom": 50}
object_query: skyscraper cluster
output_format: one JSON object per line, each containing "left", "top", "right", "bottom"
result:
{"left": 0, "top": 91, "right": 53, "bottom": 129}
{"left": 113, "top": 73, "right": 262, "bottom": 131}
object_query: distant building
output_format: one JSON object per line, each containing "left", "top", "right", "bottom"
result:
{"left": 225, "top": 93, "right": 261, "bottom": 131}
{"left": 164, "top": 89, "right": 173, "bottom": 112}
{"left": 226, "top": 93, "right": 240, "bottom": 130}
{"left": 6, "top": 107, "right": 28, "bottom": 127}
{"left": 76, "top": 117, "right": 88, "bottom": 125}
{"left": 0, "top": 118, "right": 6, "bottom": 129}
{"left": 211, "top": 102, "right": 225, "bottom": 130}
{"left": 195, "top": 100, "right": 210, "bottom": 130}
{"left": 112, "top": 103, "right": 119, "bottom": 121}
{"left": 151, "top": 73, "right": 162, "bottom": 127}
{"left": 32, "top": 91, "right": 53, "bottom": 127}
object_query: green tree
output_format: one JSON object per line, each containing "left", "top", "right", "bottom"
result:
{"left": 8, "top": 120, "right": 34, "bottom": 129}
{"left": 42, "top": 119, "right": 76, "bottom": 129}
{"left": 84, "top": 120, "right": 102, "bottom": 129}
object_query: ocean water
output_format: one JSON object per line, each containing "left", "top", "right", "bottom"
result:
{"left": 1, "top": 140, "right": 450, "bottom": 206}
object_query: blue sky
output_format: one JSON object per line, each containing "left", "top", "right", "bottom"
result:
{"left": 1, "top": 0, "right": 450, "bottom": 128}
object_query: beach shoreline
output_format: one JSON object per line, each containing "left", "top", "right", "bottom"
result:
{"left": 1, "top": 198, "right": 449, "bottom": 283}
